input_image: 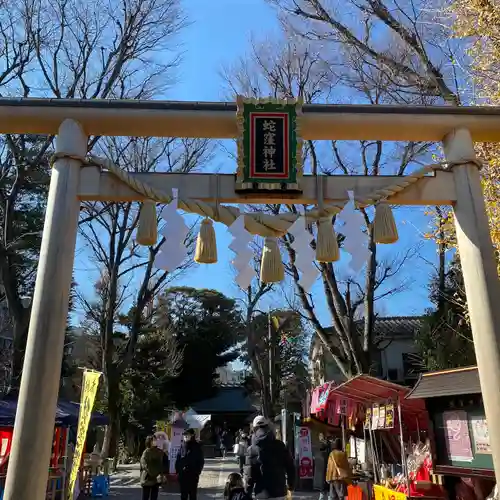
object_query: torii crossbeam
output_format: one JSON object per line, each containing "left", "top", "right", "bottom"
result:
{"left": 1, "top": 99, "right": 499, "bottom": 500}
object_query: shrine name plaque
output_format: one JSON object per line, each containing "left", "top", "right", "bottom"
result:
{"left": 236, "top": 96, "right": 303, "bottom": 192}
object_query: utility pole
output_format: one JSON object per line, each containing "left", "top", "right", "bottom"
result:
{"left": 268, "top": 310, "right": 275, "bottom": 417}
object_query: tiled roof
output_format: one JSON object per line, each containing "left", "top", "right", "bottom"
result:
{"left": 191, "top": 386, "right": 258, "bottom": 414}
{"left": 407, "top": 366, "right": 481, "bottom": 399}
{"left": 367, "top": 316, "right": 424, "bottom": 339}
{"left": 310, "top": 316, "right": 424, "bottom": 358}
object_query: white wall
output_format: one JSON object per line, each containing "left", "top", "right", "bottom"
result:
{"left": 311, "top": 336, "right": 417, "bottom": 385}
{"left": 380, "top": 337, "right": 418, "bottom": 381}
{"left": 216, "top": 366, "right": 247, "bottom": 384}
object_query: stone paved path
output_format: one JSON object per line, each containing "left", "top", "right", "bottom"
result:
{"left": 106, "top": 456, "right": 316, "bottom": 500}
{"left": 108, "top": 457, "right": 239, "bottom": 499}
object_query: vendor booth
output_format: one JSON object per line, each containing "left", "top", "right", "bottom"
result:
{"left": 304, "top": 383, "right": 343, "bottom": 490}
{"left": 407, "top": 367, "right": 496, "bottom": 500}
{"left": 0, "top": 394, "right": 108, "bottom": 499}
{"left": 306, "top": 375, "right": 446, "bottom": 500}
{"left": 184, "top": 408, "right": 211, "bottom": 438}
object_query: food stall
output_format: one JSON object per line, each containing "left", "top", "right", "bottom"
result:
{"left": 407, "top": 366, "right": 496, "bottom": 500}
{"left": 0, "top": 394, "right": 108, "bottom": 499}
{"left": 321, "top": 375, "right": 445, "bottom": 500}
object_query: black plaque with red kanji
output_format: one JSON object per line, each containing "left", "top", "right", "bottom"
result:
{"left": 236, "top": 97, "right": 302, "bottom": 191}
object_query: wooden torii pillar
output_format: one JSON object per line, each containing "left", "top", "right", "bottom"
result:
{"left": 0, "top": 101, "right": 498, "bottom": 499}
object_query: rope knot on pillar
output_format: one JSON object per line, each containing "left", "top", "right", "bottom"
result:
{"left": 443, "top": 159, "right": 484, "bottom": 171}
{"left": 442, "top": 128, "right": 483, "bottom": 171}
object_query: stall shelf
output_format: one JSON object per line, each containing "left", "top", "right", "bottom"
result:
{"left": 406, "top": 366, "right": 496, "bottom": 500}
{"left": 325, "top": 375, "right": 444, "bottom": 500}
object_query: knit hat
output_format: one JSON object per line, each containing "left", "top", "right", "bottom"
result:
{"left": 252, "top": 415, "right": 268, "bottom": 428}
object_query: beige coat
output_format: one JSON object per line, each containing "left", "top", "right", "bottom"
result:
{"left": 326, "top": 450, "right": 351, "bottom": 482}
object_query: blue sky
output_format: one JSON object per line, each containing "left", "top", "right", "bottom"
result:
{"left": 74, "top": 0, "right": 443, "bottom": 325}
{"left": 171, "top": 0, "right": 279, "bottom": 102}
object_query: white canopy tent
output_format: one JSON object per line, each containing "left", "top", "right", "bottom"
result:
{"left": 184, "top": 408, "right": 211, "bottom": 430}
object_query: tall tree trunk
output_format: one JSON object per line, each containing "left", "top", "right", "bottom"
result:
{"left": 11, "top": 319, "right": 29, "bottom": 385}
{"left": 436, "top": 207, "right": 447, "bottom": 314}
{"left": 261, "top": 386, "right": 272, "bottom": 420}
{"left": 102, "top": 372, "right": 121, "bottom": 463}
{"left": 363, "top": 231, "right": 377, "bottom": 372}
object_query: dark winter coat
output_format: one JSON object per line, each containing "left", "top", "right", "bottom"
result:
{"left": 320, "top": 440, "right": 332, "bottom": 488}
{"left": 175, "top": 439, "right": 205, "bottom": 479}
{"left": 226, "top": 487, "right": 253, "bottom": 500}
{"left": 140, "top": 446, "right": 165, "bottom": 487}
{"left": 221, "top": 431, "right": 233, "bottom": 450}
{"left": 244, "top": 427, "right": 296, "bottom": 499}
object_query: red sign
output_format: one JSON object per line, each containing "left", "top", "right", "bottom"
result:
{"left": 0, "top": 428, "right": 13, "bottom": 467}
{"left": 299, "top": 456, "right": 313, "bottom": 479}
{"left": 297, "top": 427, "right": 313, "bottom": 479}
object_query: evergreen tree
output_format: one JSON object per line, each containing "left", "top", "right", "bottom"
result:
{"left": 154, "top": 287, "right": 244, "bottom": 408}
{"left": 241, "top": 310, "right": 310, "bottom": 417}
{"left": 416, "top": 257, "right": 476, "bottom": 370}
{"left": 119, "top": 328, "right": 182, "bottom": 456}
{"left": 0, "top": 135, "right": 51, "bottom": 381}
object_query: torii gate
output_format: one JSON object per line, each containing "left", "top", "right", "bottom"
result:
{"left": 1, "top": 98, "right": 499, "bottom": 499}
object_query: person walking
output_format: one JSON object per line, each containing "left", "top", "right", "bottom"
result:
{"left": 326, "top": 438, "right": 352, "bottom": 500}
{"left": 221, "top": 429, "right": 233, "bottom": 459}
{"left": 215, "top": 428, "right": 223, "bottom": 458}
{"left": 318, "top": 433, "right": 332, "bottom": 500}
{"left": 140, "top": 435, "right": 165, "bottom": 500}
{"left": 237, "top": 432, "right": 249, "bottom": 475}
{"left": 245, "top": 416, "right": 295, "bottom": 500}
{"left": 176, "top": 428, "right": 205, "bottom": 500}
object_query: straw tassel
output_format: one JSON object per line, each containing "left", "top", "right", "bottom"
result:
{"left": 194, "top": 218, "right": 218, "bottom": 264}
{"left": 260, "top": 237, "right": 284, "bottom": 283}
{"left": 316, "top": 216, "right": 340, "bottom": 262}
{"left": 136, "top": 200, "right": 157, "bottom": 246}
{"left": 373, "top": 202, "right": 399, "bottom": 244}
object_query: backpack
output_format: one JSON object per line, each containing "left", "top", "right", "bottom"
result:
{"left": 143, "top": 448, "right": 164, "bottom": 479}
{"left": 254, "top": 440, "right": 288, "bottom": 497}
{"left": 256, "top": 442, "right": 275, "bottom": 487}
{"left": 229, "top": 488, "right": 252, "bottom": 500}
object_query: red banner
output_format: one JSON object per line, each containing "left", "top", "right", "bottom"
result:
{"left": 310, "top": 383, "right": 331, "bottom": 414}
{"left": 0, "top": 428, "right": 13, "bottom": 467}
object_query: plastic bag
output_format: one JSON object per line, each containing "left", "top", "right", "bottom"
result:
{"left": 486, "top": 484, "right": 498, "bottom": 500}
{"left": 234, "top": 443, "right": 240, "bottom": 454}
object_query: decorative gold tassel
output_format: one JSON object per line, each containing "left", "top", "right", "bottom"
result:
{"left": 194, "top": 218, "right": 218, "bottom": 264}
{"left": 373, "top": 202, "right": 399, "bottom": 244}
{"left": 136, "top": 200, "right": 157, "bottom": 246}
{"left": 260, "top": 237, "right": 284, "bottom": 283}
{"left": 316, "top": 216, "right": 340, "bottom": 262}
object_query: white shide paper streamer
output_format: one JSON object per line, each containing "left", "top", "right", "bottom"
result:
{"left": 154, "top": 189, "right": 190, "bottom": 272}
{"left": 228, "top": 214, "right": 256, "bottom": 289}
{"left": 336, "top": 191, "right": 370, "bottom": 273}
{"left": 287, "top": 215, "right": 319, "bottom": 292}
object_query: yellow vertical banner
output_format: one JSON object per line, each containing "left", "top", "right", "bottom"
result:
{"left": 67, "top": 370, "right": 101, "bottom": 499}
{"left": 156, "top": 421, "right": 167, "bottom": 433}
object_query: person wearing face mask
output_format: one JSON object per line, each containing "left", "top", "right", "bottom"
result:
{"left": 176, "top": 428, "right": 205, "bottom": 500}
{"left": 140, "top": 435, "right": 165, "bottom": 500}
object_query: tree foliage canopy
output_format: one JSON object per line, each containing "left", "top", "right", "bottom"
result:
{"left": 416, "top": 257, "right": 475, "bottom": 371}
{"left": 120, "top": 327, "right": 182, "bottom": 449}
{"left": 451, "top": 0, "right": 500, "bottom": 274}
{"left": 154, "top": 286, "right": 244, "bottom": 409}
{"left": 0, "top": 0, "right": 190, "bottom": 387}
{"left": 241, "top": 309, "right": 310, "bottom": 415}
